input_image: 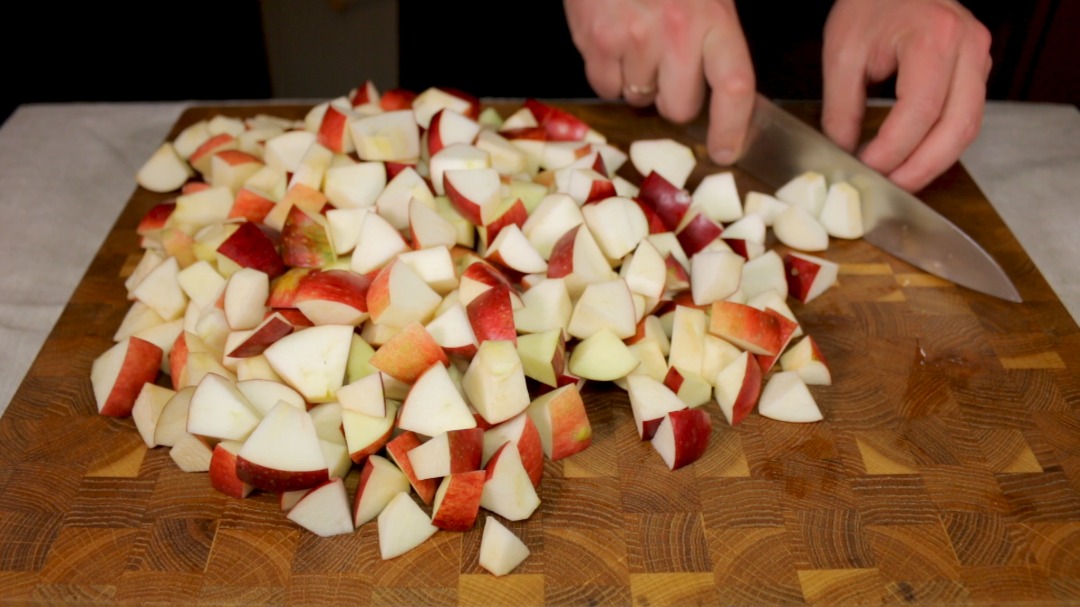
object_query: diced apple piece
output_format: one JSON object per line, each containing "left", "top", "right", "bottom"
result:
{"left": 385, "top": 431, "right": 439, "bottom": 505}
{"left": 482, "top": 413, "right": 545, "bottom": 487}
{"left": 187, "top": 372, "right": 261, "bottom": 441}
{"left": 431, "top": 471, "right": 486, "bottom": 532}
{"left": 479, "top": 516, "right": 530, "bottom": 577}
{"left": 170, "top": 433, "right": 214, "bottom": 473}
{"left": 773, "top": 205, "right": 829, "bottom": 252}
{"left": 407, "top": 428, "right": 483, "bottom": 480}
{"left": 629, "top": 139, "right": 696, "bottom": 189}
{"left": 526, "top": 384, "right": 592, "bottom": 460}
{"left": 567, "top": 328, "right": 639, "bottom": 382}
{"left": 775, "top": 171, "right": 827, "bottom": 216}
{"left": 625, "top": 374, "right": 687, "bottom": 441}
{"left": 398, "top": 363, "right": 477, "bottom": 437}
{"left": 287, "top": 477, "right": 355, "bottom": 537}
{"left": 137, "top": 142, "right": 193, "bottom": 193}
{"left": 378, "top": 491, "right": 439, "bottom": 560}
{"left": 481, "top": 442, "right": 541, "bottom": 521}
{"left": 758, "top": 371, "right": 823, "bottom": 423}
{"left": 568, "top": 278, "right": 638, "bottom": 340}
{"left": 714, "top": 351, "right": 763, "bottom": 426}
{"left": 236, "top": 401, "right": 329, "bottom": 493}
{"left": 779, "top": 335, "right": 832, "bottom": 386}
{"left": 91, "top": 336, "right": 162, "bottom": 417}
{"left": 690, "top": 249, "right": 744, "bottom": 306}
{"left": 819, "top": 181, "right": 864, "bottom": 239}
{"left": 784, "top": 251, "right": 839, "bottom": 304}
{"left": 209, "top": 440, "right": 254, "bottom": 499}
{"left": 342, "top": 401, "right": 398, "bottom": 464}
{"left": 354, "top": 454, "right": 411, "bottom": 526}
{"left": 651, "top": 408, "right": 712, "bottom": 470}
{"left": 691, "top": 171, "right": 742, "bottom": 223}
{"left": 263, "top": 324, "right": 353, "bottom": 403}
{"left": 350, "top": 110, "right": 421, "bottom": 162}
{"left": 462, "top": 340, "right": 531, "bottom": 426}
{"left": 130, "top": 382, "right": 176, "bottom": 447}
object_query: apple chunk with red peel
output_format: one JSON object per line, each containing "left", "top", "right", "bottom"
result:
{"left": 287, "top": 477, "right": 355, "bottom": 537}
{"left": 368, "top": 321, "right": 448, "bottom": 384}
{"left": 779, "top": 335, "right": 832, "bottom": 386}
{"left": 209, "top": 440, "right": 253, "bottom": 499}
{"left": 354, "top": 454, "right": 411, "bottom": 526}
{"left": 91, "top": 336, "right": 162, "bottom": 417}
{"left": 482, "top": 413, "right": 545, "bottom": 488}
{"left": 406, "top": 427, "right": 483, "bottom": 481}
{"left": 378, "top": 491, "right": 439, "bottom": 560}
{"left": 526, "top": 384, "right": 592, "bottom": 460}
{"left": 236, "top": 401, "right": 330, "bottom": 493}
{"left": 430, "top": 470, "right": 485, "bottom": 531}
{"left": 708, "top": 301, "right": 786, "bottom": 357}
{"left": 651, "top": 407, "right": 712, "bottom": 470}
{"left": 481, "top": 442, "right": 541, "bottom": 521}
{"left": 343, "top": 400, "right": 398, "bottom": 464}
{"left": 630, "top": 138, "right": 696, "bottom": 189}
{"left": 385, "top": 431, "right": 439, "bottom": 505}
{"left": 293, "top": 269, "right": 371, "bottom": 327}
{"left": 714, "top": 351, "right": 763, "bottom": 426}
{"left": 479, "top": 516, "right": 531, "bottom": 577}
{"left": 784, "top": 251, "right": 839, "bottom": 304}
{"left": 758, "top": 371, "right": 824, "bottom": 423}
{"left": 626, "top": 373, "right": 687, "bottom": 440}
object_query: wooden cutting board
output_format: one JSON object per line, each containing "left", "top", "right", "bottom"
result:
{"left": 1, "top": 101, "right": 1078, "bottom": 606}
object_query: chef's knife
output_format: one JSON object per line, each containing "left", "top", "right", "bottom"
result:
{"left": 704, "top": 94, "right": 1022, "bottom": 302}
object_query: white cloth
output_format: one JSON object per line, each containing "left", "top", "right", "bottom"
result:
{"left": 1, "top": 100, "right": 1077, "bottom": 415}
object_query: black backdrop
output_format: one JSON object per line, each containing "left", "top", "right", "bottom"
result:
{"left": 1, "top": 1, "right": 1074, "bottom": 127}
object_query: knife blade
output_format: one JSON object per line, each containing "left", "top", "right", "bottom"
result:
{"left": 704, "top": 94, "right": 1022, "bottom": 302}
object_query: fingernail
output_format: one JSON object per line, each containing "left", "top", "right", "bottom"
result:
{"left": 711, "top": 148, "right": 735, "bottom": 165}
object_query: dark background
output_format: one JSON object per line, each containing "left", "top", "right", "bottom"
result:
{"left": 2, "top": 0, "right": 1075, "bottom": 127}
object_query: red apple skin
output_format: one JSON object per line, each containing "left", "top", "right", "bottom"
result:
{"left": 317, "top": 105, "right": 351, "bottom": 153}
{"left": 461, "top": 260, "right": 517, "bottom": 294}
{"left": 268, "top": 268, "right": 311, "bottom": 308}
{"left": 466, "top": 286, "right": 517, "bottom": 346}
{"left": 676, "top": 213, "right": 724, "bottom": 257}
{"left": 227, "top": 314, "right": 295, "bottom": 358}
{"left": 583, "top": 179, "right": 617, "bottom": 205}
{"left": 441, "top": 87, "right": 482, "bottom": 120}
{"left": 229, "top": 188, "right": 276, "bottom": 224}
{"left": 637, "top": 171, "right": 691, "bottom": 231}
{"left": 188, "top": 133, "right": 236, "bottom": 173}
{"left": 500, "top": 126, "right": 548, "bottom": 142}
{"left": 385, "top": 431, "right": 439, "bottom": 505}
{"left": 447, "top": 427, "right": 485, "bottom": 473}
{"left": 368, "top": 322, "right": 449, "bottom": 384}
{"left": 99, "top": 337, "right": 163, "bottom": 417}
{"left": 754, "top": 309, "right": 800, "bottom": 373}
{"left": 431, "top": 470, "right": 485, "bottom": 531}
{"left": 282, "top": 206, "right": 335, "bottom": 269}
{"left": 385, "top": 161, "right": 417, "bottom": 181}
{"left": 708, "top": 301, "right": 785, "bottom": 356}
{"left": 729, "top": 355, "right": 763, "bottom": 426}
{"left": 379, "top": 88, "right": 417, "bottom": 111}
{"left": 545, "top": 225, "right": 581, "bottom": 279}
{"left": 723, "top": 238, "right": 753, "bottom": 260}
{"left": 235, "top": 457, "right": 330, "bottom": 494}
{"left": 525, "top": 98, "right": 591, "bottom": 141}
{"left": 663, "top": 366, "right": 686, "bottom": 395}
{"left": 218, "top": 221, "right": 287, "bottom": 279}
{"left": 350, "top": 80, "right": 378, "bottom": 107}
{"left": 293, "top": 269, "right": 371, "bottom": 314}
{"left": 181, "top": 182, "right": 211, "bottom": 195}
{"left": 545, "top": 386, "right": 593, "bottom": 461}
{"left": 663, "top": 408, "right": 712, "bottom": 470}
{"left": 209, "top": 444, "right": 253, "bottom": 499}
{"left": 137, "top": 202, "right": 175, "bottom": 235}
{"left": 273, "top": 308, "right": 314, "bottom": 328}
{"left": 481, "top": 199, "right": 527, "bottom": 244}
{"left": 168, "top": 332, "right": 189, "bottom": 391}
{"left": 443, "top": 172, "right": 487, "bottom": 227}
{"left": 783, "top": 253, "right": 823, "bottom": 304}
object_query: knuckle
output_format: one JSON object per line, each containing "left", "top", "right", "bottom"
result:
{"left": 718, "top": 71, "right": 755, "bottom": 98}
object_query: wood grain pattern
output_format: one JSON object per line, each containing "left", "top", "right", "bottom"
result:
{"left": 2, "top": 101, "right": 1078, "bottom": 605}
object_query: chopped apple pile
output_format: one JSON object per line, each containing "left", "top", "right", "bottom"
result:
{"left": 94, "top": 81, "right": 864, "bottom": 569}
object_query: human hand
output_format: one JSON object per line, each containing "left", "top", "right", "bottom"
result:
{"left": 821, "top": 0, "right": 993, "bottom": 192}
{"left": 563, "top": 0, "right": 755, "bottom": 166}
